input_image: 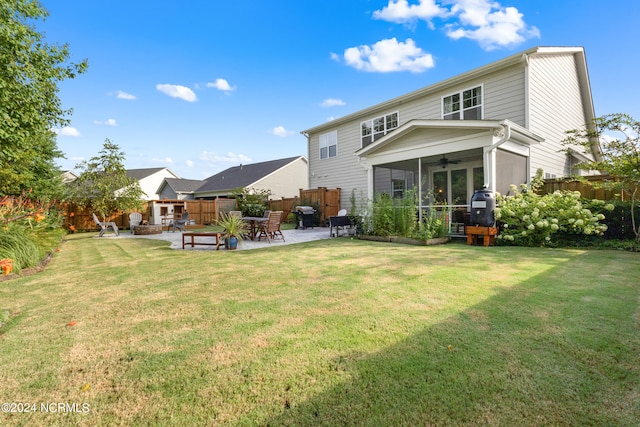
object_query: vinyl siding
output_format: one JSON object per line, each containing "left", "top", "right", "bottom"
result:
{"left": 483, "top": 64, "right": 526, "bottom": 124}
{"left": 308, "top": 121, "right": 367, "bottom": 205}
{"left": 305, "top": 49, "right": 597, "bottom": 207}
{"left": 308, "top": 65, "right": 529, "bottom": 207}
{"left": 528, "top": 53, "right": 587, "bottom": 177}
{"left": 250, "top": 157, "right": 308, "bottom": 199}
{"left": 138, "top": 170, "right": 180, "bottom": 200}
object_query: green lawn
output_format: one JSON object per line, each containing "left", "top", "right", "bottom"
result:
{"left": 1, "top": 234, "right": 638, "bottom": 426}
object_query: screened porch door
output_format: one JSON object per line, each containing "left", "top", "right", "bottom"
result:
{"left": 431, "top": 166, "right": 484, "bottom": 207}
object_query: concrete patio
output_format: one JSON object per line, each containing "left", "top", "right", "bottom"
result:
{"left": 114, "top": 227, "right": 333, "bottom": 250}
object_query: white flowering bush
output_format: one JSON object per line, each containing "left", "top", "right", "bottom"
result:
{"left": 495, "top": 176, "right": 614, "bottom": 247}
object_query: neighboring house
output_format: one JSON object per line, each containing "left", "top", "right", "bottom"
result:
{"left": 301, "top": 46, "right": 601, "bottom": 211}
{"left": 126, "top": 168, "right": 181, "bottom": 200}
{"left": 61, "top": 170, "right": 78, "bottom": 183}
{"left": 156, "top": 178, "right": 205, "bottom": 200}
{"left": 194, "top": 156, "right": 308, "bottom": 199}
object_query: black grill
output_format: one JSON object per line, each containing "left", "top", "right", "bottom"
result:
{"left": 294, "top": 206, "right": 316, "bottom": 229}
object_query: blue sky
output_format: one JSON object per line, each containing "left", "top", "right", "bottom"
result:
{"left": 42, "top": 0, "right": 640, "bottom": 180}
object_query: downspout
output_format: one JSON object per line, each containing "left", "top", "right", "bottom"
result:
{"left": 483, "top": 123, "right": 511, "bottom": 191}
{"left": 301, "top": 131, "right": 311, "bottom": 189}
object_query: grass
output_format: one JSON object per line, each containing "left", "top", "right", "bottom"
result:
{"left": 0, "top": 233, "right": 638, "bottom": 426}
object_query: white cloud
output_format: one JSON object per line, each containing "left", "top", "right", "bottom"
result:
{"left": 156, "top": 84, "right": 197, "bottom": 102}
{"left": 445, "top": 1, "right": 540, "bottom": 50}
{"left": 373, "top": 0, "right": 449, "bottom": 28}
{"left": 94, "top": 118, "right": 117, "bottom": 126}
{"left": 116, "top": 90, "right": 136, "bottom": 100}
{"left": 185, "top": 160, "right": 194, "bottom": 168}
{"left": 206, "top": 78, "right": 236, "bottom": 92}
{"left": 344, "top": 38, "right": 435, "bottom": 73}
{"left": 151, "top": 156, "right": 173, "bottom": 164}
{"left": 53, "top": 126, "right": 81, "bottom": 137}
{"left": 330, "top": 52, "right": 341, "bottom": 62}
{"left": 199, "top": 151, "right": 252, "bottom": 164}
{"left": 370, "top": 0, "right": 539, "bottom": 51}
{"left": 271, "top": 126, "right": 295, "bottom": 137}
{"left": 321, "top": 98, "right": 346, "bottom": 107}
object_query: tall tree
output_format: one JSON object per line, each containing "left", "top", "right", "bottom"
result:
{"left": 70, "top": 140, "right": 144, "bottom": 221}
{"left": 563, "top": 113, "right": 640, "bottom": 241}
{"left": 0, "top": 0, "right": 87, "bottom": 197}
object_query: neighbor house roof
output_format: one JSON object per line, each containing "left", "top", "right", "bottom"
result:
{"left": 196, "top": 156, "right": 304, "bottom": 193}
{"left": 162, "top": 178, "right": 205, "bottom": 194}
{"left": 126, "top": 167, "right": 179, "bottom": 180}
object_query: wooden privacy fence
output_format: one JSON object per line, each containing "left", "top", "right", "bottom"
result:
{"left": 62, "top": 189, "right": 342, "bottom": 231}
{"left": 268, "top": 187, "right": 341, "bottom": 226}
{"left": 542, "top": 176, "right": 619, "bottom": 200}
{"left": 62, "top": 198, "right": 238, "bottom": 231}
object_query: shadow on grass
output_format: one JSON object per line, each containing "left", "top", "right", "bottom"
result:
{"left": 265, "top": 251, "right": 639, "bottom": 426}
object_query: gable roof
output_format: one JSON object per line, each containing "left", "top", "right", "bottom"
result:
{"left": 162, "top": 178, "right": 205, "bottom": 193}
{"left": 126, "top": 167, "right": 179, "bottom": 180}
{"left": 196, "top": 156, "right": 305, "bottom": 193}
{"left": 356, "top": 119, "right": 544, "bottom": 157}
{"left": 301, "top": 46, "right": 593, "bottom": 135}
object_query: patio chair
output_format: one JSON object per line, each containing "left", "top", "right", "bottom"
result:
{"left": 257, "top": 211, "right": 284, "bottom": 243}
{"left": 92, "top": 213, "right": 119, "bottom": 237}
{"left": 129, "top": 212, "right": 143, "bottom": 233}
{"left": 170, "top": 212, "right": 189, "bottom": 232}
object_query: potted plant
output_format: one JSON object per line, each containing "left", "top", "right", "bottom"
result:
{"left": 218, "top": 212, "right": 249, "bottom": 250}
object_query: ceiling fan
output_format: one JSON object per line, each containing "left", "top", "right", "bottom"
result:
{"left": 438, "top": 155, "right": 461, "bottom": 168}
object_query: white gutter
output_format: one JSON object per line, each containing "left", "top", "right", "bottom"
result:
{"left": 483, "top": 122, "right": 511, "bottom": 191}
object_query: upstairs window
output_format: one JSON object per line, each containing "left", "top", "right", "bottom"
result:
{"left": 361, "top": 111, "right": 399, "bottom": 147}
{"left": 443, "top": 86, "right": 482, "bottom": 120}
{"left": 319, "top": 131, "right": 337, "bottom": 160}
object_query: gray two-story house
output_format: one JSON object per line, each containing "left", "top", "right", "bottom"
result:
{"left": 301, "top": 46, "right": 600, "bottom": 212}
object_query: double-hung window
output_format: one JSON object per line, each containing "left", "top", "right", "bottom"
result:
{"left": 361, "top": 111, "right": 399, "bottom": 147}
{"left": 319, "top": 131, "right": 337, "bottom": 160}
{"left": 443, "top": 86, "right": 482, "bottom": 120}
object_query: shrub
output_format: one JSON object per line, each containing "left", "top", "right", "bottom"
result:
{"left": 495, "top": 176, "right": 612, "bottom": 247}
{"left": 0, "top": 194, "right": 64, "bottom": 273}
{"left": 367, "top": 190, "right": 447, "bottom": 239}
{"left": 371, "top": 193, "right": 395, "bottom": 236}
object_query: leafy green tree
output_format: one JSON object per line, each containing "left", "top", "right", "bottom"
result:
{"left": 563, "top": 113, "right": 640, "bottom": 241}
{"left": 70, "top": 140, "right": 144, "bottom": 221}
{"left": 0, "top": 0, "right": 87, "bottom": 197}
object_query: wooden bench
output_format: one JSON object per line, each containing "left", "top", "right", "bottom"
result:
{"left": 466, "top": 226, "right": 498, "bottom": 246}
{"left": 182, "top": 232, "right": 224, "bottom": 250}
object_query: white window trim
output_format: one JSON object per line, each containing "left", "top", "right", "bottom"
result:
{"left": 441, "top": 84, "right": 484, "bottom": 120}
{"left": 360, "top": 111, "right": 399, "bottom": 147}
{"left": 319, "top": 130, "right": 337, "bottom": 160}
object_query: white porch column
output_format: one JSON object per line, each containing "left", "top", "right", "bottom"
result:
{"left": 417, "top": 157, "right": 423, "bottom": 222}
{"left": 483, "top": 147, "right": 497, "bottom": 192}
{"left": 483, "top": 125, "right": 511, "bottom": 192}
{"left": 366, "top": 164, "right": 374, "bottom": 201}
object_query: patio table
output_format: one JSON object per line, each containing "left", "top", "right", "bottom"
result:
{"left": 242, "top": 216, "right": 268, "bottom": 240}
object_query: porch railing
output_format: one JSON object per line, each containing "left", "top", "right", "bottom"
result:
{"left": 418, "top": 204, "right": 470, "bottom": 236}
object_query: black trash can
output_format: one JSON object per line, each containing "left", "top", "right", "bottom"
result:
{"left": 470, "top": 189, "right": 495, "bottom": 227}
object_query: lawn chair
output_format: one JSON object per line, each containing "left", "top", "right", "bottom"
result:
{"left": 92, "top": 213, "right": 119, "bottom": 237}
{"left": 129, "top": 212, "right": 143, "bottom": 233}
{"left": 170, "top": 212, "right": 189, "bottom": 232}
{"left": 257, "top": 211, "right": 284, "bottom": 243}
